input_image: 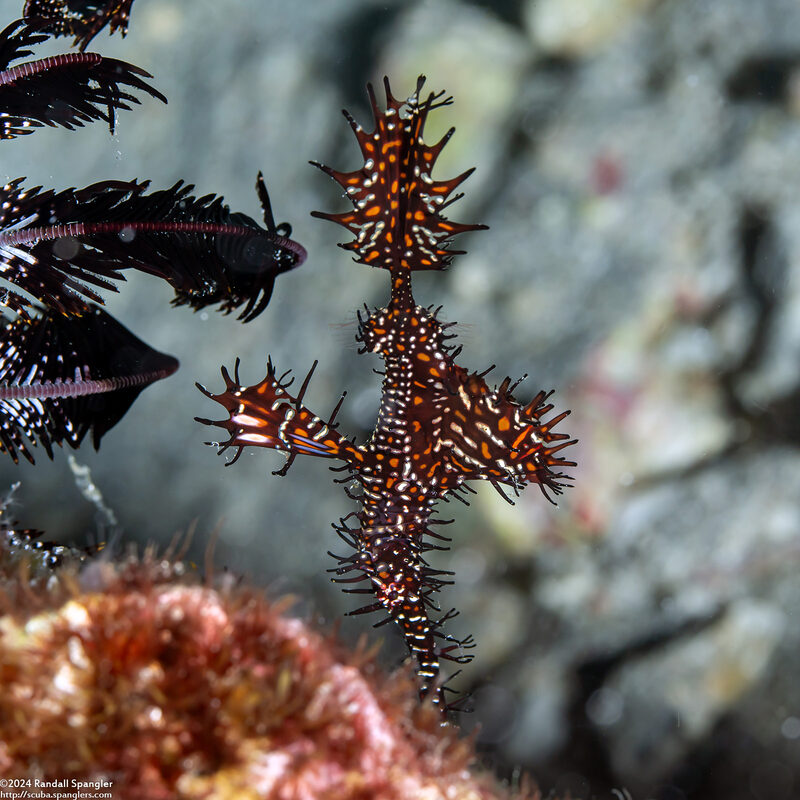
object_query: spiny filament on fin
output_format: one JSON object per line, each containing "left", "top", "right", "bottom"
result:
{"left": 310, "top": 75, "right": 487, "bottom": 272}
{"left": 198, "top": 76, "right": 576, "bottom": 712}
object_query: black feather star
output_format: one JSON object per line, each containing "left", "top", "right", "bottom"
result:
{"left": 0, "top": 0, "right": 307, "bottom": 464}
{"left": 0, "top": 303, "right": 178, "bottom": 464}
{"left": 0, "top": 174, "right": 307, "bottom": 321}
{"left": 23, "top": 0, "right": 135, "bottom": 52}
{"left": 0, "top": 173, "right": 305, "bottom": 462}
{"left": 1, "top": 485, "right": 102, "bottom": 571}
{"left": 0, "top": 18, "right": 165, "bottom": 139}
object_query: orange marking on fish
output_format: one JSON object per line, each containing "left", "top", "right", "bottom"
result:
{"left": 512, "top": 426, "right": 532, "bottom": 450}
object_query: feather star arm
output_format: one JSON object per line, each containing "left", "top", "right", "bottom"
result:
{"left": 23, "top": 0, "right": 135, "bottom": 52}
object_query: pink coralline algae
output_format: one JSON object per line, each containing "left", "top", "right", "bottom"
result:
{"left": 0, "top": 548, "right": 543, "bottom": 800}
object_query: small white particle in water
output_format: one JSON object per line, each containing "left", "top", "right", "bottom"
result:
{"left": 586, "top": 687, "right": 623, "bottom": 727}
{"left": 781, "top": 716, "right": 800, "bottom": 739}
{"left": 53, "top": 236, "right": 80, "bottom": 260}
{"left": 119, "top": 226, "right": 135, "bottom": 243}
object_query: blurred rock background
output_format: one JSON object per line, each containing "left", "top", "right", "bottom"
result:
{"left": 2, "top": 0, "right": 799, "bottom": 798}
